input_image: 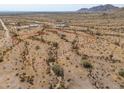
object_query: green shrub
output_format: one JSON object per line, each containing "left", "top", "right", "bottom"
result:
{"left": 52, "top": 64, "right": 64, "bottom": 77}
{"left": 80, "top": 60, "right": 93, "bottom": 69}
{"left": 49, "top": 84, "right": 53, "bottom": 89}
{"left": 57, "top": 83, "right": 66, "bottom": 89}
{"left": 119, "top": 69, "right": 124, "bottom": 78}
{"left": 83, "top": 62, "right": 92, "bottom": 69}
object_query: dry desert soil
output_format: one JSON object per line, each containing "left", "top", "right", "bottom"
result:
{"left": 0, "top": 12, "right": 124, "bottom": 89}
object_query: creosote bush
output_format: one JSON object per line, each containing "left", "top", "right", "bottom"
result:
{"left": 52, "top": 42, "right": 58, "bottom": 48}
{"left": 119, "top": 69, "right": 124, "bottom": 78}
{"left": 52, "top": 64, "right": 64, "bottom": 77}
{"left": 81, "top": 54, "right": 88, "bottom": 60}
{"left": 80, "top": 60, "right": 93, "bottom": 69}
{"left": 57, "top": 83, "right": 66, "bottom": 89}
{"left": 47, "top": 57, "right": 56, "bottom": 64}
{"left": 0, "top": 57, "right": 3, "bottom": 63}
{"left": 35, "top": 45, "right": 40, "bottom": 50}
{"left": 0, "top": 53, "right": 3, "bottom": 63}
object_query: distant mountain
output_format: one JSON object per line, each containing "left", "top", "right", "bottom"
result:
{"left": 77, "top": 4, "right": 119, "bottom": 13}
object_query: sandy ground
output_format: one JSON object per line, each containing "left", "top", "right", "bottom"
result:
{"left": 0, "top": 13, "right": 124, "bottom": 89}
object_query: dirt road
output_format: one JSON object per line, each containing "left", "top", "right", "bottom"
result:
{"left": 0, "top": 18, "right": 12, "bottom": 47}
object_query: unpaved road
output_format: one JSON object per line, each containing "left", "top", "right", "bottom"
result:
{"left": 0, "top": 18, "right": 12, "bottom": 47}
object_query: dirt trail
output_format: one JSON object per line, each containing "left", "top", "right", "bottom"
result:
{"left": 0, "top": 18, "right": 13, "bottom": 48}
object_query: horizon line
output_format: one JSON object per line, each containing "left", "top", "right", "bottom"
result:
{"left": 0, "top": 4, "right": 123, "bottom": 12}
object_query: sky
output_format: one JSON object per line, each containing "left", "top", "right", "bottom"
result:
{"left": 0, "top": 4, "right": 123, "bottom": 11}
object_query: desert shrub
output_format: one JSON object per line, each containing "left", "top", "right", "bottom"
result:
{"left": 80, "top": 60, "right": 93, "bottom": 69}
{"left": 30, "top": 36, "right": 41, "bottom": 41}
{"left": 52, "top": 64, "right": 64, "bottom": 77}
{"left": 40, "top": 37, "right": 46, "bottom": 43}
{"left": 67, "top": 78, "right": 71, "bottom": 82}
{"left": 83, "top": 62, "right": 92, "bottom": 69}
{"left": 0, "top": 51, "right": 3, "bottom": 61}
{"left": 81, "top": 54, "right": 88, "bottom": 60}
{"left": 35, "top": 45, "right": 40, "bottom": 50}
{"left": 52, "top": 42, "right": 58, "bottom": 48}
{"left": 47, "top": 57, "right": 56, "bottom": 63}
{"left": 60, "top": 34, "right": 66, "bottom": 39}
{"left": 120, "top": 84, "right": 124, "bottom": 88}
{"left": 66, "top": 57, "right": 70, "bottom": 60}
{"left": 72, "top": 39, "right": 76, "bottom": 45}
{"left": 0, "top": 53, "right": 3, "bottom": 63}
{"left": 57, "top": 83, "right": 66, "bottom": 89}
{"left": 17, "top": 22, "right": 21, "bottom": 26}
{"left": 17, "top": 28, "right": 20, "bottom": 31}
{"left": 19, "top": 73, "right": 34, "bottom": 85}
{"left": 72, "top": 39, "right": 79, "bottom": 50}
{"left": 114, "top": 42, "right": 120, "bottom": 46}
{"left": 0, "top": 57, "right": 3, "bottom": 63}
{"left": 72, "top": 45, "right": 79, "bottom": 50}
{"left": 60, "top": 34, "right": 69, "bottom": 42}
{"left": 49, "top": 84, "right": 53, "bottom": 89}
{"left": 27, "top": 76, "right": 34, "bottom": 85}
{"left": 119, "top": 69, "right": 124, "bottom": 78}
{"left": 96, "top": 32, "right": 100, "bottom": 35}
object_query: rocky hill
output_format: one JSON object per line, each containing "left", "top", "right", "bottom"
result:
{"left": 77, "top": 4, "right": 119, "bottom": 13}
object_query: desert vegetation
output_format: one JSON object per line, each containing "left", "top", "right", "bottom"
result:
{"left": 0, "top": 8, "right": 124, "bottom": 89}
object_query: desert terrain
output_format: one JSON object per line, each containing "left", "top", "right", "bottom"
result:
{"left": 0, "top": 10, "right": 124, "bottom": 89}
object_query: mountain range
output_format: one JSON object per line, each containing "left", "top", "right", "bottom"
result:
{"left": 77, "top": 4, "right": 120, "bottom": 12}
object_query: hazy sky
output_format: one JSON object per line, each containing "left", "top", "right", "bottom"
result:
{"left": 0, "top": 4, "right": 123, "bottom": 11}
